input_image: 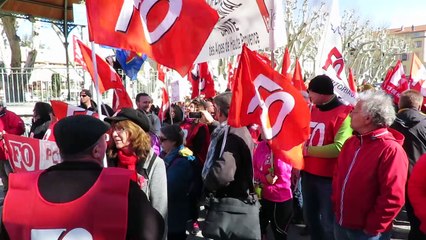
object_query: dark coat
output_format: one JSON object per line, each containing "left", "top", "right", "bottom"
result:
{"left": 391, "top": 108, "right": 426, "bottom": 174}
{"left": 204, "top": 126, "right": 255, "bottom": 198}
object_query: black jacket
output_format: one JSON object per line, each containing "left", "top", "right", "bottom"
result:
{"left": 204, "top": 126, "right": 255, "bottom": 198}
{"left": 391, "top": 108, "right": 426, "bottom": 173}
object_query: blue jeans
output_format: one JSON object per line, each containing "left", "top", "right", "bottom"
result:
{"left": 302, "top": 171, "right": 334, "bottom": 240}
{"left": 334, "top": 221, "right": 391, "bottom": 240}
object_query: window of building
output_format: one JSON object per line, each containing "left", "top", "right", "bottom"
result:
{"left": 401, "top": 53, "right": 408, "bottom": 61}
{"left": 415, "top": 41, "right": 423, "bottom": 48}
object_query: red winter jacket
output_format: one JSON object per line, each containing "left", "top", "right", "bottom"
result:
{"left": 332, "top": 128, "right": 408, "bottom": 235}
{"left": 0, "top": 109, "right": 25, "bottom": 160}
{"left": 408, "top": 154, "right": 426, "bottom": 234}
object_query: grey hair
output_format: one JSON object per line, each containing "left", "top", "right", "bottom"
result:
{"left": 357, "top": 90, "right": 396, "bottom": 127}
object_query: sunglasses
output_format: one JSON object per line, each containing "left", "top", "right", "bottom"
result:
{"left": 159, "top": 137, "right": 168, "bottom": 142}
{"left": 80, "top": 95, "right": 88, "bottom": 97}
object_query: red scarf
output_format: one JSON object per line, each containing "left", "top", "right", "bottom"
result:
{"left": 117, "top": 150, "right": 138, "bottom": 182}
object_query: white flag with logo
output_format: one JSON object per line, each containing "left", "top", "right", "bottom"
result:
{"left": 315, "top": 0, "right": 355, "bottom": 105}
{"left": 195, "top": 0, "right": 286, "bottom": 63}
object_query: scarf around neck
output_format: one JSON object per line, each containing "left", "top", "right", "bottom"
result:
{"left": 202, "top": 121, "right": 228, "bottom": 179}
{"left": 117, "top": 149, "right": 138, "bottom": 171}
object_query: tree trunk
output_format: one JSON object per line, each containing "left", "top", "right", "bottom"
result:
{"left": 1, "top": 16, "right": 38, "bottom": 103}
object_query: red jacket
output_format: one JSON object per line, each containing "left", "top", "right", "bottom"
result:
{"left": 408, "top": 154, "right": 426, "bottom": 234}
{"left": 0, "top": 109, "right": 25, "bottom": 160}
{"left": 332, "top": 128, "right": 408, "bottom": 235}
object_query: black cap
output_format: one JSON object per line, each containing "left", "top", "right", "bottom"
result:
{"left": 54, "top": 115, "right": 110, "bottom": 155}
{"left": 80, "top": 89, "right": 92, "bottom": 98}
{"left": 308, "top": 75, "right": 334, "bottom": 95}
{"left": 104, "top": 108, "right": 151, "bottom": 132}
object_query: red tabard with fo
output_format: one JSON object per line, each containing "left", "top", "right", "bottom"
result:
{"left": 3, "top": 168, "right": 131, "bottom": 240}
{"left": 304, "top": 105, "right": 352, "bottom": 177}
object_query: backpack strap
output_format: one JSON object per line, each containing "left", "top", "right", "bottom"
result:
{"left": 142, "top": 152, "right": 157, "bottom": 179}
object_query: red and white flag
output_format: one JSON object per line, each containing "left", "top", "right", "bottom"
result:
{"left": 85, "top": 0, "right": 218, "bottom": 76}
{"left": 228, "top": 45, "right": 310, "bottom": 169}
{"left": 188, "top": 62, "right": 216, "bottom": 99}
{"left": 50, "top": 100, "right": 98, "bottom": 121}
{"left": 381, "top": 60, "right": 408, "bottom": 104}
{"left": 410, "top": 53, "right": 426, "bottom": 97}
{"left": 315, "top": 0, "right": 355, "bottom": 105}
{"left": 159, "top": 86, "right": 170, "bottom": 123}
{"left": 4, "top": 134, "right": 60, "bottom": 173}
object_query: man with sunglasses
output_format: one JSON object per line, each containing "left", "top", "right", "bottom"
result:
{"left": 78, "top": 89, "right": 114, "bottom": 116}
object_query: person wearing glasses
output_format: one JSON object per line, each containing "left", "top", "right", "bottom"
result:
{"left": 105, "top": 108, "right": 168, "bottom": 238}
{"left": 1, "top": 115, "right": 164, "bottom": 240}
{"left": 79, "top": 89, "right": 114, "bottom": 116}
{"left": 159, "top": 124, "right": 196, "bottom": 240}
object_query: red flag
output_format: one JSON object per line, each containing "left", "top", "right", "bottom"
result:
{"left": 50, "top": 100, "right": 98, "bottom": 121}
{"left": 159, "top": 87, "right": 170, "bottom": 123}
{"left": 198, "top": 62, "right": 216, "bottom": 99}
{"left": 410, "top": 53, "right": 426, "bottom": 91}
{"left": 382, "top": 60, "right": 408, "bottom": 104}
{"left": 292, "top": 59, "right": 307, "bottom": 91}
{"left": 112, "top": 88, "right": 134, "bottom": 112}
{"left": 229, "top": 45, "right": 311, "bottom": 169}
{"left": 157, "top": 63, "right": 166, "bottom": 82}
{"left": 227, "top": 61, "right": 235, "bottom": 90}
{"left": 77, "top": 40, "right": 124, "bottom": 93}
{"left": 73, "top": 35, "right": 87, "bottom": 70}
{"left": 348, "top": 68, "right": 357, "bottom": 95}
{"left": 188, "top": 66, "right": 199, "bottom": 99}
{"left": 85, "top": 0, "right": 218, "bottom": 76}
{"left": 281, "top": 47, "right": 290, "bottom": 76}
{"left": 188, "top": 63, "right": 216, "bottom": 99}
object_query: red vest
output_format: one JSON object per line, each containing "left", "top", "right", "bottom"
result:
{"left": 3, "top": 168, "right": 131, "bottom": 240}
{"left": 304, "top": 104, "right": 352, "bottom": 177}
{"left": 181, "top": 121, "right": 210, "bottom": 164}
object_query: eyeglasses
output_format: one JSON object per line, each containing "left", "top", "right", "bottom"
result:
{"left": 112, "top": 127, "right": 126, "bottom": 134}
{"left": 80, "top": 95, "right": 87, "bottom": 98}
{"left": 159, "top": 137, "right": 168, "bottom": 142}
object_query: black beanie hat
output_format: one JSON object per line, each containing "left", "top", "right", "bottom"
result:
{"left": 104, "top": 108, "right": 151, "bottom": 133}
{"left": 308, "top": 75, "right": 334, "bottom": 95}
{"left": 54, "top": 115, "right": 110, "bottom": 155}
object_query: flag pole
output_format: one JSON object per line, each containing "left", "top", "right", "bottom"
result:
{"left": 269, "top": 0, "right": 275, "bottom": 69}
{"left": 90, "top": 41, "right": 107, "bottom": 167}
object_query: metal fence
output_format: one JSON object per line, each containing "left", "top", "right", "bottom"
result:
{"left": 0, "top": 67, "right": 160, "bottom": 106}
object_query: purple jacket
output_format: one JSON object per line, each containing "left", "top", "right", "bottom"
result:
{"left": 253, "top": 141, "right": 292, "bottom": 202}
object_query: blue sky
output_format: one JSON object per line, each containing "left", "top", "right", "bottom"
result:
{"left": 339, "top": 0, "right": 426, "bottom": 28}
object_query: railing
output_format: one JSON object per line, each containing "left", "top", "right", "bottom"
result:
{"left": 0, "top": 67, "right": 160, "bottom": 106}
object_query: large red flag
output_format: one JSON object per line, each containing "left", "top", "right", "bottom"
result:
{"left": 85, "top": 0, "right": 218, "bottom": 76}
{"left": 229, "top": 45, "right": 311, "bottom": 169}
{"left": 292, "top": 59, "right": 307, "bottom": 91}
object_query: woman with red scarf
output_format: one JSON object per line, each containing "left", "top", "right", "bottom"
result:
{"left": 105, "top": 108, "right": 168, "bottom": 237}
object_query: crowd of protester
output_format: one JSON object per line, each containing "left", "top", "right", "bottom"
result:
{"left": 0, "top": 77, "right": 425, "bottom": 240}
